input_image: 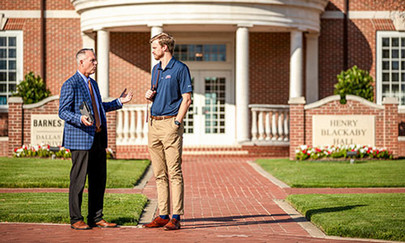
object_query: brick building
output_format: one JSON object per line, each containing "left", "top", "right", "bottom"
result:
{"left": 0, "top": 0, "right": 404, "bottom": 158}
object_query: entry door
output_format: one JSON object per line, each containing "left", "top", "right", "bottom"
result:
{"left": 183, "top": 71, "right": 235, "bottom": 145}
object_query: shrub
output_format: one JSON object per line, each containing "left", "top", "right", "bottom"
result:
{"left": 13, "top": 72, "right": 51, "bottom": 104}
{"left": 334, "top": 66, "right": 374, "bottom": 104}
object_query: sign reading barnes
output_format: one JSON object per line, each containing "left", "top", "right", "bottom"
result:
{"left": 312, "top": 115, "right": 375, "bottom": 147}
{"left": 31, "top": 114, "right": 64, "bottom": 146}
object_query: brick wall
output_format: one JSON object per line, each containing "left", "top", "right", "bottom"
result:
{"left": 7, "top": 98, "right": 23, "bottom": 156}
{"left": 7, "top": 96, "right": 118, "bottom": 157}
{"left": 45, "top": 19, "right": 82, "bottom": 96}
{"left": 0, "top": 113, "right": 8, "bottom": 136}
{"left": 109, "top": 32, "right": 151, "bottom": 103}
{"left": 289, "top": 95, "right": 401, "bottom": 159}
{"left": 0, "top": 0, "right": 73, "bottom": 11}
{"left": 319, "top": 19, "right": 344, "bottom": 99}
{"left": 249, "top": 33, "right": 290, "bottom": 105}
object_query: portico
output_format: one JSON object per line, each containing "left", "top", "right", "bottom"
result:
{"left": 71, "top": 0, "right": 328, "bottom": 147}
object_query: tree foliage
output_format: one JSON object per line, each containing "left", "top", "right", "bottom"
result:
{"left": 13, "top": 72, "right": 51, "bottom": 104}
{"left": 334, "top": 66, "right": 374, "bottom": 104}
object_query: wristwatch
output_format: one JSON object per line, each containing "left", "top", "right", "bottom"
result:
{"left": 174, "top": 120, "right": 181, "bottom": 126}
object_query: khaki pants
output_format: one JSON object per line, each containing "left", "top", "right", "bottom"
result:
{"left": 148, "top": 117, "right": 184, "bottom": 215}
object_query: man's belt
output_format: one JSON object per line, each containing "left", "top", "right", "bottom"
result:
{"left": 150, "top": 115, "right": 176, "bottom": 120}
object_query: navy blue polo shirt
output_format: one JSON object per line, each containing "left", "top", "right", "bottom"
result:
{"left": 150, "top": 57, "right": 192, "bottom": 116}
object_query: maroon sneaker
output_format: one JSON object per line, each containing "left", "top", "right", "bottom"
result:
{"left": 143, "top": 217, "right": 170, "bottom": 228}
{"left": 163, "top": 218, "right": 181, "bottom": 230}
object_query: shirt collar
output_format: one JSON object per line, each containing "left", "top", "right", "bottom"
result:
{"left": 77, "top": 70, "right": 89, "bottom": 83}
{"left": 158, "top": 57, "right": 176, "bottom": 71}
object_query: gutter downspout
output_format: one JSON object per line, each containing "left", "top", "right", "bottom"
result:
{"left": 40, "top": 0, "right": 46, "bottom": 82}
{"left": 343, "top": 0, "right": 348, "bottom": 70}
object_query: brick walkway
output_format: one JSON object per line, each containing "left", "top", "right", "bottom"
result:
{"left": 1, "top": 157, "right": 401, "bottom": 243}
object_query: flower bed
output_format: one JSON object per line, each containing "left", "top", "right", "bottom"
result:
{"left": 13, "top": 144, "right": 71, "bottom": 159}
{"left": 295, "top": 145, "right": 393, "bottom": 161}
{"left": 13, "top": 144, "right": 115, "bottom": 159}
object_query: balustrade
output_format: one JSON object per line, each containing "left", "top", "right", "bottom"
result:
{"left": 249, "top": 104, "right": 289, "bottom": 142}
{"left": 116, "top": 104, "right": 148, "bottom": 145}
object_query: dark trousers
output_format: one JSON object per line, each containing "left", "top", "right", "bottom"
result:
{"left": 69, "top": 131, "right": 106, "bottom": 224}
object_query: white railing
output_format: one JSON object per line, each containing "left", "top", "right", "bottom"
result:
{"left": 116, "top": 104, "right": 148, "bottom": 145}
{"left": 249, "top": 104, "right": 290, "bottom": 142}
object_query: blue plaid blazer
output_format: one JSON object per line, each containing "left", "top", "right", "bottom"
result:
{"left": 58, "top": 71, "right": 122, "bottom": 150}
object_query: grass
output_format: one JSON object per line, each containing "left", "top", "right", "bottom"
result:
{"left": 256, "top": 158, "right": 405, "bottom": 187}
{"left": 0, "top": 192, "right": 148, "bottom": 225}
{"left": 0, "top": 157, "right": 150, "bottom": 188}
{"left": 287, "top": 193, "right": 405, "bottom": 241}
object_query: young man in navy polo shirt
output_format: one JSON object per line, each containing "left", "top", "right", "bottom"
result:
{"left": 143, "top": 32, "right": 192, "bottom": 230}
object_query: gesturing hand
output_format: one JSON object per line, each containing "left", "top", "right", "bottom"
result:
{"left": 119, "top": 88, "right": 133, "bottom": 104}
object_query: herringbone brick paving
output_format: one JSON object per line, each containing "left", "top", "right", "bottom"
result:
{"left": 1, "top": 157, "right": 401, "bottom": 242}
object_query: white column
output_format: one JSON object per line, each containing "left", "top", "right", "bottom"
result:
{"left": 81, "top": 32, "right": 95, "bottom": 49}
{"left": 236, "top": 25, "right": 251, "bottom": 143}
{"left": 97, "top": 29, "right": 110, "bottom": 98}
{"left": 289, "top": 30, "right": 303, "bottom": 99}
{"left": 82, "top": 32, "right": 96, "bottom": 79}
{"left": 305, "top": 33, "right": 319, "bottom": 104}
{"left": 149, "top": 25, "right": 163, "bottom": 70}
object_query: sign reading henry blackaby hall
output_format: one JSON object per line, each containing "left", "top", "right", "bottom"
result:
{"left": 312, "top": 115, "right": 375, "bottom": 147}
{"left": 31, "top": 114, "right": 64, "bottom": 146}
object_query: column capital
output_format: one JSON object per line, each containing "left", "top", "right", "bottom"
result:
{"left": 305, "top": 32, "right": 320, "bottom": 38}
{"left": 237, "top": 24, "right": 253, "bottom": 28}
{"left": 147, "top": 23, "right": 163, "bottom": 28}
{"left": 94, "top": 27, "right": 109, "bottom": 32}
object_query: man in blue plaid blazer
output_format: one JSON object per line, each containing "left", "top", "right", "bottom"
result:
{"left": 59, "top": 48, "right": 133, "bottom": 230}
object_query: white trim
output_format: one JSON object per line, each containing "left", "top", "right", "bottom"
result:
{"left": 1, "top": 10, "right": 403, "bottom": 20}
{"left": 0, "top": 10, "right": 40, "bottom": 18}
{"left": 23, "top": 95, "right": 60, "bottom": 109}
{"left": 45, "top": 11, "right": 80, "bottom": 18}
{"left": 348, "top": 11, "right": 391, "bottom": 19}
{"left": 0, "top": 137, "right": 8, "bottom": 141}
{"left": 321, "top": 11, "right": 344, "bottom": 19}
{"left": 399, "top": 137, "right": 405, "bottom": 142}
{"left": 376, "top": 31, "right": 405, "bottom": 107}
{"left": 305, "top": 95, "right": 384, "bottom": 110}
{"left": 321, "top": 10, "right": 404, "bottom": 19}
{"left": 0, "top": 10, "right": 79, "bottom": 18}
{"left": 0, "top": 30, "right": 23, "bottom": 108}
{"left": 75, "top": 2, "right": 326, "bottom": 32}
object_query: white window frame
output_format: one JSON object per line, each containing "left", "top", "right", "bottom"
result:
{"left": 0, "top": 30, "right": 23, "bottom": 108}
{"left": 376, "top": 31, "right": 405, "bottom": 107}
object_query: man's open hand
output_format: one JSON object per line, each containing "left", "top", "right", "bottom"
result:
{"left": 119, "top": 88, "right": 133, "bottom": 104}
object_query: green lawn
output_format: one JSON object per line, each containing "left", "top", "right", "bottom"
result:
{"left": 0, "top": 157, "right": 150, "bottom": 188}
{"left": 256, "top": 158, "right": 405, "bottom": 187}
{"left": 287, "top": 193, "right": 405, "bottom": 241}
{"left": 0, "top": 192, "right": 148, "bottom": 226}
